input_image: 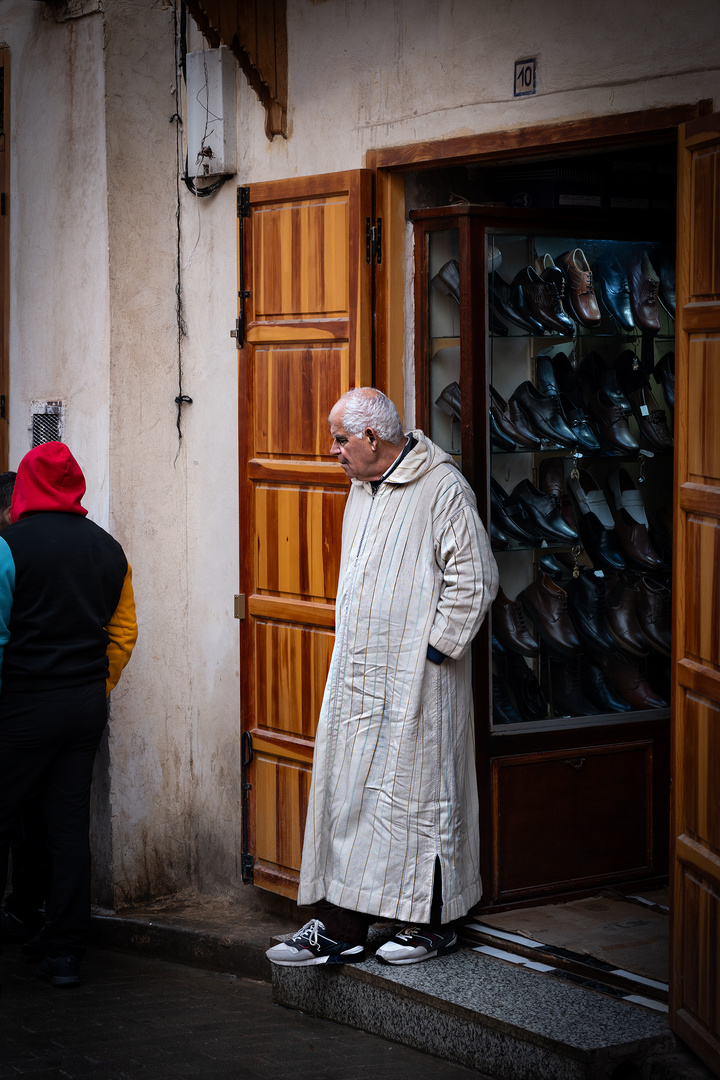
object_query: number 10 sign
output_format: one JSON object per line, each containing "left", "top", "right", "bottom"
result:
{"left": 514, "top": 58, "right": 537, "bottom": 97}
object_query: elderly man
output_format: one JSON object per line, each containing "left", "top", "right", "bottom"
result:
{"left": 267, "top": 387, "right": 498, "bottom": 967}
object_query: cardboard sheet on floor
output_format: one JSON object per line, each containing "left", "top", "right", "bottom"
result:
{"left": 479, "top": 896, "right": 668, "bottom": 983}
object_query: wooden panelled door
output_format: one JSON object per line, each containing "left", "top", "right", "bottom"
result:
{"left": 671, "top": 111, "right": 720, "bottom": 1075}
{"left": 238, "top": 171, "right": 372, "bottom": 897}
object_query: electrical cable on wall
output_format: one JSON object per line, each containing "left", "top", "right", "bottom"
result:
{"left": 171, "top": 0, "right": 192, "bottom": 456}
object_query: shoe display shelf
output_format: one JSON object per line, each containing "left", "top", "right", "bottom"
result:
{"left": 486, "top": 231, "right": 674, "bottom": 734}
{"left": 412, "top": 204, "right": 674, "bottom": 908}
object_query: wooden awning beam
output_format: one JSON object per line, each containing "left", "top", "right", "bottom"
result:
{"left": 184, "top": 0, "right": 287, "bottom": 140}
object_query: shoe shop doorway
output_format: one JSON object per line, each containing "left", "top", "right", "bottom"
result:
{"left": 367, "top": 102, "right": 720, "bottom": 1072}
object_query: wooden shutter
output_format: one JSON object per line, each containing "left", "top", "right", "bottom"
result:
{"left": 238, "top": 171, "right": 372, "bottom": 897}
{"left": 671, "top": 111, "right": 720, "bottom": 1075}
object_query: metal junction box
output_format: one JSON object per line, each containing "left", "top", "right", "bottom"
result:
{"left": 186, "top": 47, "right": 237, "bottom": 178}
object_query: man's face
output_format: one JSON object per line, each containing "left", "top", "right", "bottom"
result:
{"left": 329, "top": 406, "right": 379, "bottom": 482}
{"left": 0, "top": 505, "right": 11, "bottom": 532}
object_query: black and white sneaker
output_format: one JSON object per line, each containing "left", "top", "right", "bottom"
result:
{"left": 375, "top": 926, "right": 458, "bottom": 965}
{"left": 265, "top": 919, "right": 366, "bottom": 967}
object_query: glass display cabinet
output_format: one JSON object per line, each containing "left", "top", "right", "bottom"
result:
{"left": 411, "top": 205, "right": 674, "bottom": 907}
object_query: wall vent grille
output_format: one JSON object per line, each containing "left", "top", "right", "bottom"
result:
{"left": 30, "top": 400, "right": 64, "bottom": 447}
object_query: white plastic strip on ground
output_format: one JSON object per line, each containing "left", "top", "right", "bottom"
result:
{"left": 464, "top": 922, "right": 546, "bottom": 949}
{"left": 472, "top": 944, "right": 555, "bottom": 973}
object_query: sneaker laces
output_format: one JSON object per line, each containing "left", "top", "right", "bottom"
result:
{"left": 294, "top": 919, "right": 324, "bottom": 946}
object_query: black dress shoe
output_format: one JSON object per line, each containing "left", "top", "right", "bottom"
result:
{"left": 657, "top": 251, "right": 676, "bottom": 318}
{"left": 490, "top": 273, "right": 546, "bottom": 335}
{"left": 653, "top": 352, "right": 675, "bottom": 410}
{"left": 560, "top": 392, "right": 601, "bottom": 453}
{"left": 615, "top": 349, "right": 654, "bottom": 399}
{"left": 490, "top": 412, "right": 516, "bottom": 452}
{"left": 593, "top": 253, "right": 635, "bottom": 332}
{"left": 490, "top": 477, "right": 542, "bottom": 545}
{"left": 510, "top": 478, "right": 579, "bottom": 543}
{"left": 579, "top": 352, "right": 632, "bottom": 413}
{"left": 567, "top": 470, "right": 625, "bottom": 573}
{"left": 511, "top": 266, "right": 574, "bottom": 335}
{"left": 580, "top": 657, "right": 633, "bottom": 712}
{"left": 553, "top": 352, "right": 585, "bottom": 412}
{"left": 538, "top": 553, "right": 568, "bottom": 579}
{"left": 548, "top": 659, "right": 601, "bottom": 717}
{"left": 492, "top": 671, "right": 526, "bottom": 724}
{"left": 490, "top": 520, "right": 510, "bottom": 550}
{"left": 566, "top": 567, "right": 615, "bottom": 656}
{"left": 510, "top": 380, "right": 577, "bottom": 447}
{"left": 505, "top": 652, "right": 548, "bottom": 721}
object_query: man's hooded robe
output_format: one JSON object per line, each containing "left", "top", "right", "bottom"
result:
{"left": 298, "top": 430, "right": 498, "bottom": 925}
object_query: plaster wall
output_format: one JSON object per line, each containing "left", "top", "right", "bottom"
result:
{"left": 0, "top": 3, "right": 110, "bottom": 521}
{"left": 236, "top": 0, "right": 720, "bottom": 181}
{"left": 101, "top": 0, "right": 242, "bottom": 905}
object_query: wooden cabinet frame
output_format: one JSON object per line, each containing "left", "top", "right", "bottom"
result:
{"left": 410, "top": 203, "right": 675, "bottom": 907}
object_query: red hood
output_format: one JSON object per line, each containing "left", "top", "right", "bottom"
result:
{"left": 11, "top": 442, "right": 88, "bottom": 522}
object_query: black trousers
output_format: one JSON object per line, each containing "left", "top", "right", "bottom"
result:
{"left": 0, "top": 684, "right": 107, "bottom": 957}
{"left": 316, "top": 856, "right": 450, "bottom": 946}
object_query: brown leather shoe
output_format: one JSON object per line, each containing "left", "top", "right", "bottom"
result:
{"left": 607, "top": 651, "right": 668, "bottom": 709}
{"left": 588, "top": 389, "right": 639, "bottom": 453}
{"left": 636, "top": 576, "right": 672, "bottom": 656}
{"left": 626, "top": 251, "right": 660, "bottom": 334}
{"left": 607, "top": 469, "right": 662, "bottom": 569}
{"left": 489, "top": 385, "right": 541, "bottom": 449}
{"left": 492, "top": 587, "right": 540, "bottom": 657}
{"left": 628, "top": 384, "right": 673, "bottom": 452}
{"left": 604, "top": 573, "right": 649, "bottom": 656}
{"left": 557, "top": 249, "right": 602, "bottom": 327}
{"left": 519, "top": 574, "right": 581, "bottom": 660}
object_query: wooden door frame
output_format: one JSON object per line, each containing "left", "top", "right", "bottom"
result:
{"left": 368, "top": 100, "right": 713, "bottom": 420}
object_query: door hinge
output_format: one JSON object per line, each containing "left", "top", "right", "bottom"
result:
{"left": 0, "top": 193, "right": 6, "bottom": 216}
{"left": 234, "top": 594, "right": 246, "bottom": 620}
{"left": 241, "top": 852, "right": 254, "bottom": 884}
{"left": 237, "top": 186, "right": 250, "bottom": 218}
{"left": 241, "top": 731, "right": 254, "bottom": 884}
{"left": 366, "top": 217, "right": 382, "bottom": 264}
{"left": 0, "top": 395, "right": 6, "bottom": 419}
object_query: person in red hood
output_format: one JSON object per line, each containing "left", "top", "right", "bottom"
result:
{"left": 0, "top": 442, "right": 137, "bottom": 987}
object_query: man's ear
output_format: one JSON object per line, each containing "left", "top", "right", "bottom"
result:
{"left": 365, "top": 427, "right": 378, "bottom": 447}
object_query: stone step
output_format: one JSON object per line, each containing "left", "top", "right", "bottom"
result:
{"left": 270, "top": 941, "right": 676, "bottom": 1080}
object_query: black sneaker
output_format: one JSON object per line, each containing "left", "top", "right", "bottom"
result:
{"left": 375, "top": 926, "right": 458, "bottom": 965}
{"left": 265, "top": 919, "right": 366, "bottom": 967}
{"left": 37, "top": 954, "right": 80, "bottom": 988}
{"left": 0, "top": 907, "right": 31, "bottom": 943}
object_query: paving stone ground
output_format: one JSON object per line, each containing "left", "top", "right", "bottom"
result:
{"left": 0, "top": 944, "right": 491, "bottom": 1080}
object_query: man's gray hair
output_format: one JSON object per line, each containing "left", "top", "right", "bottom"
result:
{"left": 334, "top": 387, "right": 404, "bottom": 443}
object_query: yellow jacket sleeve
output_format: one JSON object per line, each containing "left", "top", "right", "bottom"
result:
{"left": 105, "top": 563, "right": 138, "bottom": 696}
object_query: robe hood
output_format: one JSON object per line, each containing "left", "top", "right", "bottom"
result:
{"left": 11, "top": 442, "right": 88, "bottom": 522}
{"left": 354, "top": 429, "right": 456, "bottom": 494}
